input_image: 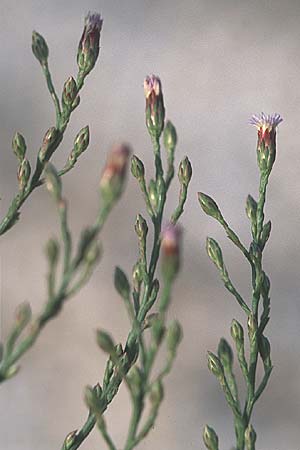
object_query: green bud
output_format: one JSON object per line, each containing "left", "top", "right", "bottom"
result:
{"left": 230, "top": 319, "right": 244, "bottom": 346}
{"left": 259, "top": 335, "right": 271, "bottom": 367}
{"left": 96, "top": 330, "right": 115, "bottom": 354}
{"left": 207, "top": 351, "right": 223, "bottom": 378}
{"left": 63, "top": 430, "right": 77, "bottom": 450}
{"left": 247, "top": 313, "right": 257, "bottom": 341}
{"left": 178, "top": 156, "right": 192, "bottom": 186}
{"left": 166, "top": 320, "right": 183, "bottom": 354}
{"left": 261, "top": 272, "right": 270, "bottom": 297}
{"left": 45, "top": 238, "right": 59, "bottom": 266}
{"left": 15, "top": 302, "right": 32, "bottom": 327}
{"left": 203, "top": 425, "right": 219, "bottom": 450}
{"left": 77, "top": 13, "right": 103, "bottom": 77}
{"left": 131, "top": 155, "right": 145, "bottom": 180}
{"left": 150, "top": 279, "right": 160, "bottom": 302}
{"left": 206, "top": 237, "right": 224, "bottom": 272}
{"left": 128, "top": 366, "right": 143, "bottom": 398}
{"left": 245, "top": 194, "right": 257, "bottom": 222}
{"left": 151, "top": 317, "right": 165, "bottom": 346}
{"left": 132, "top": 262, "right": 143, "bottom": 290}
{"left": 62, "top": 76, "right": 78, "bottom": 109}
{"left": 261, "top": 220, "right": 271, "bottom": 246}
{"left": 17, "top": 159, "right": 31, "bottom": 190}
{"left": 134, "top": 214, "right": 148, "bottom": 239}
{"left": 150, "top": 379, "right": 164, "bottom": 405}
{"left": 218, "top": 338, "right": 233, "bottom": 369}
{"left": 114, "top": 266, "right": 130, "bottom": 300}
{"left": 84, "top": 242, "right": 101, "bottom": 266}
{"left": 244, "top": 424, "right": 256, "bottom": 450}
{"left": 198, "top": 192, "right": 222, "bottom": 221}
{"left": 115, "top": 344, "right": 123, "bottom": 359}
{"left": 44, "top": 163, "right": 62, "bottom": 201}
{"left": 163, "top": 120, "right": 177, "bottom": 151}
{"left": 32, "top": 31, "right": 49, "bottom": 65}
{"left": 144, "top": 75, "right": 165, "bottom": 139}
{"left": 148, "top": 179, "right": 158, "bottom": 212}
{"left": 73, "top": 126, "right": 90, "bottom": 158}
{"left": 12, "top": 132, "right": 26, "bottom": 162}
{"left": 84, "top": 385, "right": 99, "bottom": 411}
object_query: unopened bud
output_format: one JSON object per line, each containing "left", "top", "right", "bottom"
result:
{"left": 148, "top": 179, "right": 158, "bottom": 212}
{"left": 161, "top": 223, "right": 182, "bottom": 280}
{"left": 230, "top": 319, "right": 244, "bottom": 347}
{"left": 134, "top": 214, "right": 148, "bottom": 239}
{"left": 44, "top": 163, "right": 62, "bottom": 201}
{"left": 261, "top": 220, "right": 271, "bottom": 246}
{"left": 166, "top": 320, "right": 183, "bottom": 354}
{"left": 245, "top": 194, "right": 257, "bottom": 222}
{"left": 132, "top": 262, "right": 142, "bottom": 290}
{"left": 206, "top": 237, "right": 224, "bottom": 272}
{"left": 100, "top": 143, "right": 131, "bottom": 203}
{"left": 198, "top": 193, "right": 222, "bottom": 221}
{"left": 144, "top": 74, "right": 165, "bottom": 139}
{"left": 17, "top": 159, "right": 31, "bottom": 190}
{"left": 247, "top": 313, "right": 257, "bottom": 341}
{"left": 39, "top": 127, "right": 61, "bottom": 163}
{"left": 207, "top": 351, "right": 223, "bottom": 379}
{"left": 96, "top": 330, "right": 115, "bottom": 354}
{"left": 62, "top": 76, "right": 78, "bottom": 109}
{"left": 218, "top": 338, "right": 233, "bottom": 369}
{"left": 63, "top": 430, "right": 77, "bottom": 450}
{"left": 45, "top": 238, "right": 59, "bottom": 265}
{"left": 77, "top": 12, "right": 103, "bottom": 77}
{"left": 178, "top": 156, "right": 192, "bottom": 186}
{"left": 71, "top": 126, "right": 90, "bottom": 161}
{"left": 203, "top": 425, "right": 219, "bottom": 450}
{"left": 12, "top": 132, "right": 26, "bottom": 162}
{"left": 32, "top": 31, "right": 48, "bottom": 65}
{"left": 150, "top": 379, "right": 164, "bottom": 405}
{"left": 114, "top": 266, "right": 130, "bottom": 300}
{"left": 84, "top": 242, "right": 101, "bottom": 266}
{"left": 128, "top": 366, "right": 143, "bottom": 398}
{"left": 131, "top": 155, "right": 145, "bottom": 180}
{"left": 259, "top": 335, "right": 271, "bottom": 367}
{"left": 151, "top": 317, "right": 165, "bottom": 346}
{"left": 163, "top": 120, "right": 177, "bottom": 152}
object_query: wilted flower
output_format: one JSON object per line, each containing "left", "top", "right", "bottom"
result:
{"left": 100, "top": 143, "right": 131, "bottom": 203}
{"left": 161, "top": 223, "right": 182, "bottom": 280}
{"left": 77, "top": 12, "right": 103, "bottom": 76}
{"left": 250, "top": 112, "right": 283, "bottom": 173}
{"left": 144, "top": 74, "right": 165, "bottom": 139}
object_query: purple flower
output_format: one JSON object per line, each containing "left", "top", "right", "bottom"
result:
{"left": 250, "top": 112, "right": 283, "bottom": 132}
{"left": 77, "top": 12, "right": 103, "bottom": 75}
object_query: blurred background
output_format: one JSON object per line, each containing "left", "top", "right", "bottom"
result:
{"left": 0, "top": 0, "right": 299, "bottom": 449}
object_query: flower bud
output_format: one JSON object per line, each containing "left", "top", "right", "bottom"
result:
{"left": 150, "top": 379, "right": 164, "bottom": 405}
{"left": 198, "top": 193, "right": 222, "bottom": 221}
{"left": 230, "top": 319, "right": 244, "bottom": 347}
{"left": 261, "top": 220, "right": 271, "bottom": 246}
{"left": 247, "top": 313, "right": 257, "bottom": 341}
{"left": 244, "top": 424, "right": 256, "bottom": 450}
{"left": 163, "top": 120, "right": 177, "bottom": 151}
{"left": 132, "top": 262, "right": 143, "bottom": 291}
{"left": 17, "top": 159, "right": 31, "bottom": 190}
{"left": 45, "top": 238, "right": 59, "bottom": 266}
{"left": 245, "top": 194, "right": 257, "bottom": 223}
{"left": 144, "top": 74, "right": 165, "bottom": 139}
{"left": 207, "top": 351, "right": 223, "bottom": 379}
{"left": 261, "top": 272, "right": 270, "bottom": 297}
{"left": 44, "top": 163, "right": 62, "bottom": 201}
{"left": 131, "top": 155, "right": 145, "bottom": 180}
{"left": 178, "top": 156, "right": 192, "bottom": 186}
{"left": 96, "top": 330, "right": 115, "bottom": 354}
{"left": 38, "top": 127, "right": 61, "bottom": 163}
{"left": 62, "top": 76, "right": 78, "bottom": 109}
{"left": 259, "top": 335, "right": 271, "bottom": 368}
{"left": 84, "top": 242, "right": 101, "bottom": 266}
{"left": 77, "top": 12, "right": 103, "bottom": 77}
{"left": 73, "top": 126, "right": 90, "bottom": 158}
{"left": 203, "top": 425, "right": 219, "bottom": 450}
{"left": 206, "top": 237, "right": 224, "bottom": 272}
{"left": 114, "top": 266, "right": 130, "bottom": 300}
{"left": 166, "top": 320, "right": 183, "bottom": 354}
{"left": 100, "top": 143, "right": 131, "bottom": 203}
{"left": 151, "top": 317, "right": 165, "bottom": 346}
{"left": 128, "top": 366, "right": 143, "bottom": 398}
{"left": 32, "top": 31, "right": 48, "bottom": 65}
{"left": 63, "top": 430, "right": 77, "bottom": 450}
{"left": 218, "top": 338, "right": 233, "bottom": 369}
{"left": 12, "top": 132, "right": 26, "bottom": 162}
{"left": 148, "top": 179, "right": 158, "bottom": 212}
{"left": 161, "top": 223, "right": 182, "bottom": 280}
{"left": 250, "top": 113, "right": 283, "bottom": 174}
{"left": 134, "top": 214, "right": 148, "bottom": 240}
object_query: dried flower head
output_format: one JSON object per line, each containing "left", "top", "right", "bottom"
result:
{"left": 250, "top": 112, "right": 283, "bottom": 173}
{"left": 100, "top": 143, "right": 131, "bottom": 203}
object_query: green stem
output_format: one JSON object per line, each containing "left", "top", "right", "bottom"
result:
{"left": 42, "top": 62, "right": 61, "bottom": 126}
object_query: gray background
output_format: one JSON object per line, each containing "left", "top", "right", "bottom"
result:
{"left": 0, "top": 0, "right": 299, "bottom": 449}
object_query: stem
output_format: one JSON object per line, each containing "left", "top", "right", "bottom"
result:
{"left": 42, "top": 62, "right": 61, "bottom": 126}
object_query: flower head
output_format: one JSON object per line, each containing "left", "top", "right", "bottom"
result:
{"left": 100, "top": 143, "right": 131, "bottom": 203}
{"left": 77, "top": 12, "right": 103, "bottom": 76}
{"left": 144, "top": 74, "right": 165, "bottom": 139}
{"left": 161, "top": 223, "right": 182, "bottom": 280}
{"left": 250, "top": 112, "right": 283, "bottom": 173}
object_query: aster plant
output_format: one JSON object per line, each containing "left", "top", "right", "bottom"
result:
{"left": 198, "top": 113, "right": 282, "bottom": 450}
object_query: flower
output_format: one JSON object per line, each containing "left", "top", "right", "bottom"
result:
{"left": 77, "top": 12, "right": 103, "bottom": 76}
{"left": 250, "top": 112, "right": 283, "bottom": 173}
{"left": 144, "top": 74, "right": 165, "bottom": 139}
